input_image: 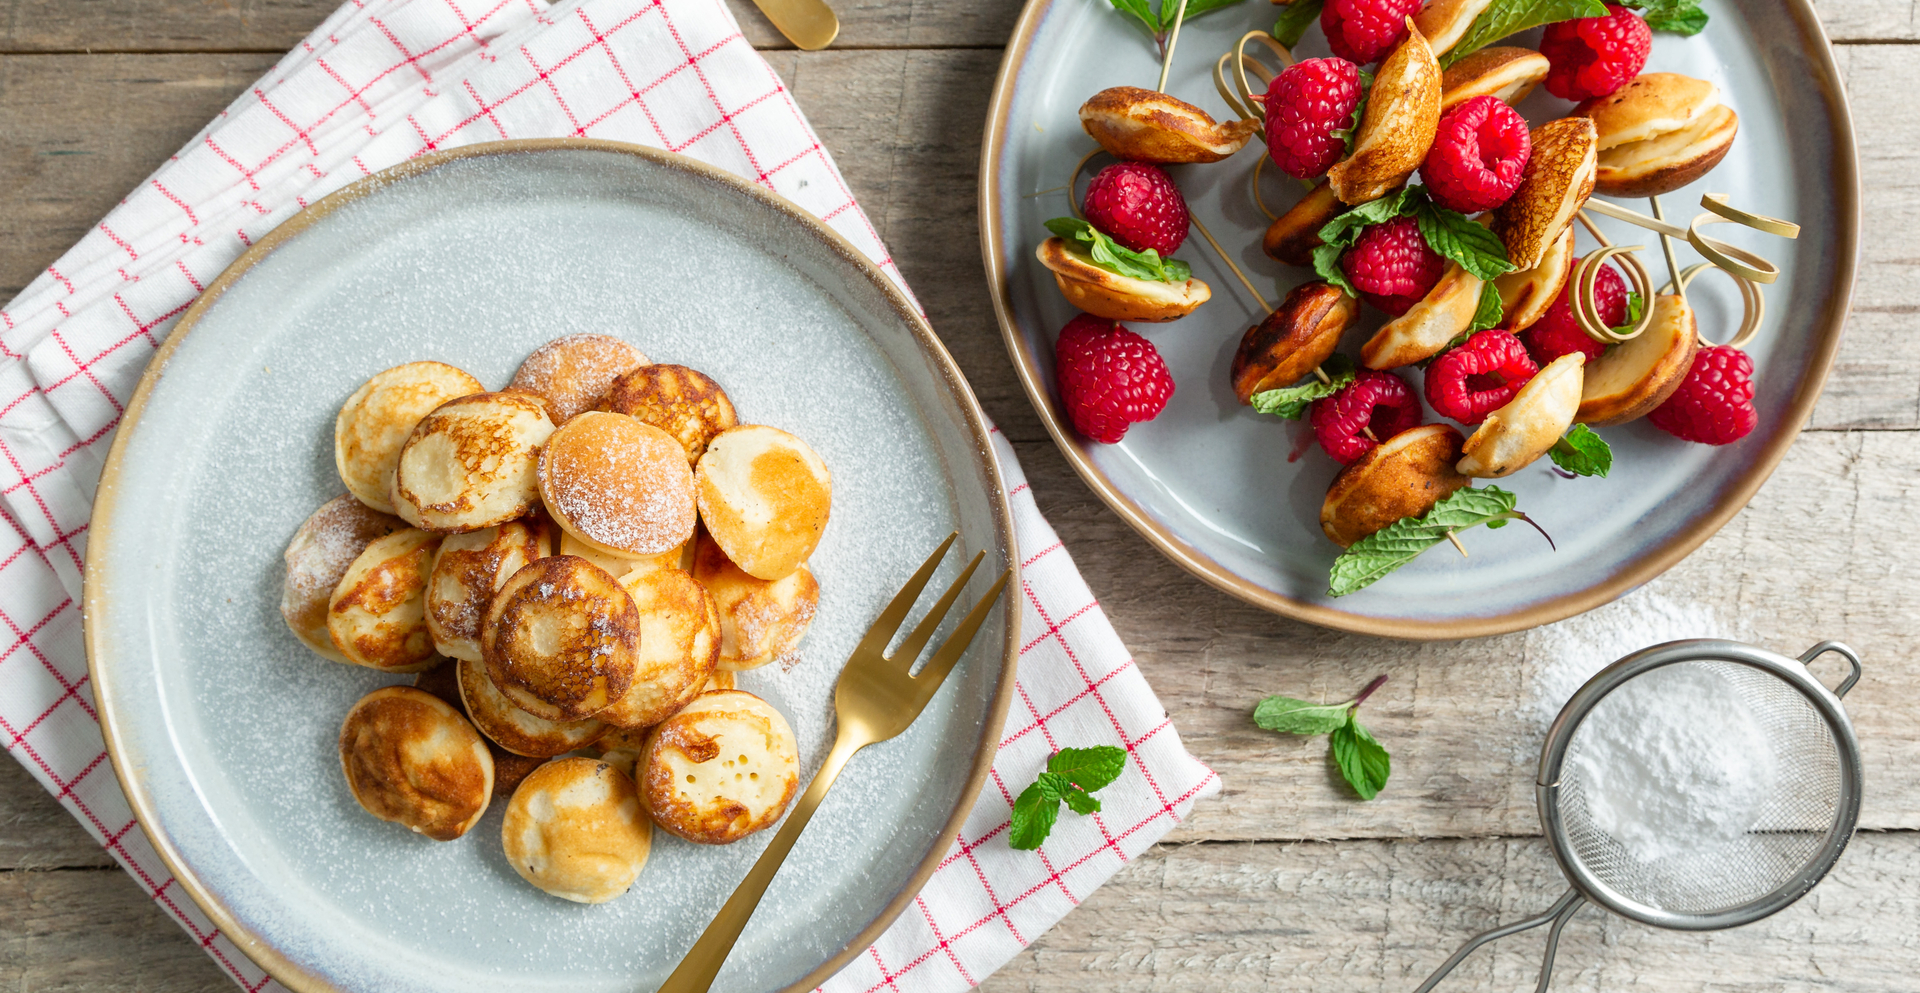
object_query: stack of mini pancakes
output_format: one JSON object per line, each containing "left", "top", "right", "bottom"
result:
{"left": 282, "top": 334, "right": 830, "bottom": 904}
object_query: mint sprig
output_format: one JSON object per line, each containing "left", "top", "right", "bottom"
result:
{"left": 1008, "top": 746, "right": 1127, "bottom": 850}
{"left": 1620, "top": 0, "right": 1707, "bottom": 34}
{"left": 1549, "top": 424, "right": 1613, "bottom": 477}
{"left": 1255, "top": 675, "right": 1391, "bottom": 800}
{"left": 1469, "top": 279, "right": 1506, "bottom": 333}
{"left": 1311, "top": 187, "right": 1514, "bottom": 298}
{"left": 1441, "top": 0, "right": 1608, "bottom": 68}
{"left": 1328, "top": 486, "right": 1553, "bottom": 596}
{"left": 1250, "top": 353, "right": 1356, "bottom": 420}
{"left": 1045, "top": 217, "right": 1193, "bottom": 284}
{"left": 1272, "top": 0, "right": 1325, "bottom": 48}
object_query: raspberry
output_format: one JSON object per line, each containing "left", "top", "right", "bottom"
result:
{"left": 1648, "top": 346, "right": 1756, "bottom": 445}
{"left": 1425, "top": 329, "right": 1539, "bottom": 424}
{"left": 1264, "top": 58, "right": 1364, "bottom": 180}
{"left": 1541, "top": 5, "right": 1651, "bottom": 101}
{"left": 1310, "top": 369, "right": 1423, "bottom": 464}
{"left": 1321, "top": 0, "right": 1422, "bottom": 65}
{"left": 1082, "top": 162, "right": 1190, "bottom": 256}
{"left": 1421, "top": 96, "right": 1532, "bottom": 213}
{"left": 1342, "top": 216, "right": 1446, "bottom": 316}
{"left": 1054, "top": 314, "right": 1174, "bottom": 444}
{"left": 1521, "top": 257, "right": 1628, "bottom": 365}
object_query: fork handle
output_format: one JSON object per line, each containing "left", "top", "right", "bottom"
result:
{"left": 656, "top": 730, "right": 869, "bottom": 993}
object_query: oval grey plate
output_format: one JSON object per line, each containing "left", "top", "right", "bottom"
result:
{"left": 85, "top": 140, "right": 1019, "bottom": 993}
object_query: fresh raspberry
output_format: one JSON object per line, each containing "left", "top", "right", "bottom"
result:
{"left": 1541, "top": 5, "right": 1651, "bottom": 101}
{"left": 1521, "top": 257, "right": 1628, "bottom": 365}
{"left": 1054, "top": 314, "right": 1174, "bottom": 444}
{"left": 1342, "top": 216, "right": 1446, "bottom": 316}
{"left": 1264, "top": 58, "right": 1364, "bottom": 180}
{"left": 1310, "top": 369, "right": 1423, "bottom": 464}
{"left": 1321, "top": 0, "right": 1422, "bottom": 65}
{"left": 1082, "top": 162, "right": 1190, "bottom": 256}
{"left": 1424, "top": 329, "right": 1539, "bottom": 424}
{"left": 1648, "top": 346, "right": 1756, "bottom": 445}
{"left": 1421, "top": 96, "right": 1532, "bottom": 213}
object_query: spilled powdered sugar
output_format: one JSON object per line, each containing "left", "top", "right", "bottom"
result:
{"left": 1525, "top": 585, "right": 1748, "bottom": 732}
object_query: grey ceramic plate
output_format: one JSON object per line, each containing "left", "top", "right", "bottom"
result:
{"left": 982, "top": 0, "right": 1856, "bottom": 638}
{"left": 85, "top": 140, "right": 1018, "bottom": 993}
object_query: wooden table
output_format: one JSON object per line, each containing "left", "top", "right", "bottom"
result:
{"left": 1, "top": 1, "right": 1914, "bottom": 988}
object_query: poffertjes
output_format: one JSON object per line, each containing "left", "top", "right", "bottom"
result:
{"left": 456, "top": 656, "right": 608, "bottom": 758}
{"left": 638, "top": 690, "right": 799, "bottom": 845}
{"left": 339, "top": 686, "right": 493, "bottom": 841}
{"left": 413, "top": 660, "right": 546, "bottom": 799}
{"left": 425, "top": 518, "right": 551, "bottom": 662}
{"left": 334, "top": 362, "right": 482, "bottom": 514}
{"left": 694, "top": 424, "right": 831, "bottom": 581}
{"left": 506, "top": 333, "right": 650, "bottom": 424}
{"left": 594, "top": 567, "right": 721, "bottom": 729}
{"left": 390, "top": 392, "right": 555, "bottom": 533}
{"left": 327, "top": 528, "right": 444, "bottom": 673}
{"left": 540, "top": 412, "right": 696, "bottom": 558}
{"left": 692, "top": 530, "right": 818, "bottom": 671}
{"left": 282, "top": 495, "right": 403, "bottom": 663}
{"left": 604, "top": 363, "right": 738, "bottom": 464}
{"left": 482, "top": 555, "right": 640, "bottom": 721}
{"left": 502, "top": 757, "right": 651, "bottom": 904}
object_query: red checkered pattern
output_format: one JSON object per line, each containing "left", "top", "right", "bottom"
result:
{"left": 0, "top": 0, "right": 1219, "bottom": 988}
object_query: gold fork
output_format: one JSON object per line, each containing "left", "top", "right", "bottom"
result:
{"left": 658, "top": 532, "right": 1012, "bottom": 993}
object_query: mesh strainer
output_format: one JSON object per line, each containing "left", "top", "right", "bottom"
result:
{"left": 1413, "top": 639, "right": 1863, "bottom": 993}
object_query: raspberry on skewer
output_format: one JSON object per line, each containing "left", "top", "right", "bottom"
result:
{"left": 1421, "top": 96, "right": 1532, "bottom": 214}
{"left": 1425, "top": 329, "right": 1540, "bottom": 425}
{"left": 1054, "top": 314, "right": 1175, "bottom": 444}
{"left": 1647, "top": 345, "right": 1756, "bottom": 445}
{"left": 1309, "top": 369, "right": 1423, "bottom": 464}
{"left": 1342, "top": 216, "right": 1447, "bottom": 317}
{"left": 1321, "top": 0, "right": 1422, "bottom": 65}
{"left": 1264, "top": 57, "right": 1365, "bottom": 181}
{"left": 1083, "top": 162, "right": 1190, "bottom": 256}
{"left": 1540, "top": 4, "right": 1651, "bottom": 102}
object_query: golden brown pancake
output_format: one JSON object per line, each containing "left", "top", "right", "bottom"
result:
{"left": 390, "top": 392, "right": 555, "bottom": 533}
{"left": 502, "top": 757, "right": 652, "bottom": 904}
{"left": 638, "top": 690, "right": 799, "bottom": 845}
{"left": 694, "top": 424, "right": 831, "bottom": 581}
{"left": 539, "top": 412, "right": 696, "bottom": 557}
{"left": 335, "top": 362, "right": 483, "bottom": 513}
{"left": 506, "top": 334, "right": 650, "bottom": 424}
{"left": 596, "top": 567, "right": 721, "bottom": 729}
{"left": 425, "top": 518, "right": 552, "bottom": 661}
{"left": 282, "top": 495, "right": 404, "bottom": 663}
{"left": 482, "top": 555, "right": 640, "bottom": 721}
{"left": 456, "top": 655, "right": 609, "bottom": 757}
{"left": 339, "top": 686, "right": 493, "bottom": 841}
{"left": 327, "top": 529, "right": 444, "bottom": 672}
{"left": 603, "top": 364, "right": 738, "bottom": 463}
{"left": 692, "top": 530, "right": 819, "bottom": 672}
{"left": 414, "top": 660, "right": 551, "bottom": 799}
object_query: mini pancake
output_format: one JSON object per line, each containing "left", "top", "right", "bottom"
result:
{"left": 638, "top": 690, "right": 800, "bottom": 845}
{"left": 457, "top": 655, "right": 609, "bottom": 757}
{"left": 604, "top": 364, "right": 739, "bottom": 463}
{"left": 425, "top": 518, "right": 552, "bottom": 662}
{"left": 502, "top": 757, "right": 651, "bottom": 904}
{"left": 1321, "top": 425, "right": 1471, "bottom": 548}
{"left": 1034, "top": 237, "right": 1212, "bottom": 322}
{"left": 339, "top": 686, "right": 493, "bottom": 841}
{"left": 593, "top": 726, "right": 649, "bottom": 778}
{"left": 540, "top": 412, "right": 697, "bottom": 558}
{"left": 507, "top": 334, "right": 650, "bottom": 424}
{"left": 413, "top": 660, "right": 553, "bottom": 798}
{"left": 282, "top": 495, "right": 403, "bottom": 664}
{"left": 556, "top": 528, "right": 680, "bottom": 583}
{"left": 692, "top": 531, "right": 819, "bottom": 672}
{"left": 327, "top": 529, "right": 444, "bottom": 673}
{"left": 335, "top": 361, "right": 483, "bottom": 513}
{"left": 482, "top": 555, "right": 641, "bottom": 721}
{"left": 1574, "top": 73, "right": 1738, "bottom": 198}
{"left": 391, "top": 392, "right": 555, "bottom": 533}
{"left": 596, "top": 567, "right": 721, "bottom": 729}
{"left": 1077, "top": 86, "right": 1259, "bottom": 163}
{"left": 694, "top": 424, "right": 832, "bottom": 581}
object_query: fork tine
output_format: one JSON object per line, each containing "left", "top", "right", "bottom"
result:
{"left": 911, "top": 569, "right": 1011, "bottom": 694}
{"left": 851, "top": 532, "right": 957, "bottom": 661}
{"left": 888, "top": 551, "right": 984, "bottom": 667}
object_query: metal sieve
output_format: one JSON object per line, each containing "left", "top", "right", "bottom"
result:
{"left": 1413, "top": 639, "right": 1864, "bottom": 993}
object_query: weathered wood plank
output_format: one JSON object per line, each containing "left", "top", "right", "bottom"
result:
{"left": 0, "top": 755, "right": 113, "bottom": 870}
{"left": 0, "top": 867, "right": 232, "bottom": 991}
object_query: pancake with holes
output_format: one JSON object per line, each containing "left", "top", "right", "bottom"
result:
{"left": 281, "top": 495, "right": 403, "bottom": 663}
{"left": 414, "top": 660, "right": 549, "bottom": 798}
{"left": 339, "top": 686, "right": 494, "bottom": 841}
{"left": 694, "top": 424, "right": 831, "bottom": 581}
{"left": 596, "top": 567, "right": 721, "bottom": 729}
{"left": 425, "top": 518, "right": 552, "bottom": 661}
{"left": 327, "top": 528, "right": 444, "bottom": 672}
{"left": 539, "top": 412, "right": 696, "bottom": 558}
{"left": 506, "top": 334, "right": 650, "bottom": 424}
{"left": 502, "top": 757, "right": 652, "bottom": 904}
{"left": 456, "top": 655, "right": 608, "bottom": 757}
{"left": 603, "top": 364, "right": 738, "bottom": 463}
{"left": 639, "top": 690, "right": 799, "bottom": 845}
{"left": 482, "top": 555, "right": 639, "bottom": 721}
{"left": 390, "top": 392, "right": 555, "bottom": 533}
{"left": 692, "top": 530, "right": 818, "bottom": 672}
{"left": 335, "top": 361, "right": 483, "bottom": 513}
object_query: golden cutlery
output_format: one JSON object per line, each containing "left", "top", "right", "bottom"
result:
{"left": 749, "top": 0, "right": 839, "bottom": 51}
{"left": 658, "top": 532, "right": 1011, "bottom": 993}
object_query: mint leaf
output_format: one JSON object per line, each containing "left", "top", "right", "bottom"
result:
{"left": 1008, "top": 780, "right": 1060, "bottom": 849}
{"left": 1044, "top": 217, "right": 1192, "bottom": 284}
{"left": 1329, "top": 715, "right": 1391, "bottom": 800}
{"left": 1034, "top": 771, "right": 1074, "bottom": 800}
{"left": 1312, "top": 242, "right": 1359, "bottom": 297}
{"left": 1328, "top": 486, "right": 1540, "bottom": 596}
{"left": 1251, "top": 353, "right": 1356, "bottom": 420}
{"left": 1621, "top": 0, "right": 1707, "bottom": 34}
{"left": 1549, "top": 424, "right": 1613, "bottom": 477}
{"left": 1254, "top": 695, "right": 1354, "bottom": 735}
{"left": 1412, "top": 200, "right": 1515, "bottom": 281}
{"left": 1272, "top": 0, "right": 1325, "bottom": 47}
{"left": 1613, "top": 290, "right": 1644, "bottom": 336}
{"left": 1161, "top": 0, "right": 1250, "bottom": 32}
{"left": 1442, "top": 0, "right": 1608, "bottom": 67}
{"left": 1469, "top": 279, "right": 1506, "bottom": 333}
{"left": 1315, "top": 186, "right": 1416, "bottom": 247}
{"left": 1105, "top": 0, "right": 1161, "bottom": 37}
{"left": 1061, "top": 788, "right": 1103, "bottom": 815}
{"left": 1048, "top": 745, "right": 1128, "bottom": 793}
{"left": 1330, "top": 67, "right": 1373, "bottom": 155}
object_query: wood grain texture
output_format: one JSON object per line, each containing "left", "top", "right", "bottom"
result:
{"left": 0, "top": 867, "right": 232, "bottom": 991}
{"left": 0, "top": 756, "right": 113, "bottom": 870}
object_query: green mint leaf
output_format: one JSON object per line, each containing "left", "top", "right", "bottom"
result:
{"left": 1613, "top": 291, "right": 1645, "bottom": 336}
{"left": 1442, "top": 0, "right": 1609, "bottom": 67}
{"left": 1061, "top": 788, "right": 1103, "bottom": 816}
{"left": 1272, "top": 0, "right": 1325, "bottom": 47}
{"left": 1469, "top": 278, "right": 1506, "bottom": 333}
{"left": 1329, "top": 715, "right": 1391, "bottom": 800}
{"left": 1328, "top": 486, "right": 1533, "bottom": 596}
{"left": 1034, "top": 771, "right": 1074, "bottom": 801}
{"left": 1250, "top": 354, "right": 1356, "bottom": 420}
{"left": 1620, "top": 0, "right": 1707, "bottom": 34}
{"left": 1008, "top": 780, "right": 1061, "bottom": 849}
{"left": 1253, "top": 695, "right": 1354, "bottom": 736}
{"left": 1549, "top": 424, "right": 1613, "bottom": 477}
{"left": 1106, "top": 0, "right": 1163, "bottom": 39}
{"left": 1043, "top": 217, "right": 1190, "bottom": 284}
{"left": 1315, "top": 186, "right": 1416, "bottom": 247}
{"left": 1048, "top": 745, "right": 1128, "bottom": 793}
{"left": 1412, "top": 200, "right": 1515, "bottom": 281}
{"left": 1331, "top": 67, "right": 1374, "bottom": 155}
{"left": 1162, "top": 0, "right": 1249, "bottom": 32}
{"left": 1312, "top": 242, "right": 1359, "bottom": 297}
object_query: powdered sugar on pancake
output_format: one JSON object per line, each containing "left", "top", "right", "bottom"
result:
{"left": 541, "top": 413, "right": 695, "bottom": 555}
{"left": 507, "top": 334, "right": 650, "bottom": 423}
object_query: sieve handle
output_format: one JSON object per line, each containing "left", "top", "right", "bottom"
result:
{"left": 1411, "top": 888, "right": 1585, "bottom": 993}
{"left": 1799, "top": 641, "right": 1863, "bottom": 699}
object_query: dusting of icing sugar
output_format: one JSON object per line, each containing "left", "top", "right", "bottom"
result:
{"left": 543, "top": 415, "right": 694, "bottom": 555}
{"left": 507, "top": 334, "right": 649, "bottom": 423}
